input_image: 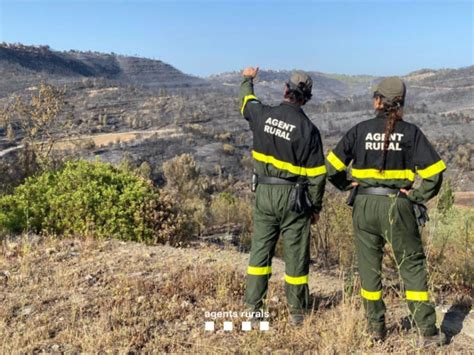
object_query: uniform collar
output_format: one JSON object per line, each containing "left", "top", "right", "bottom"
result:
{"left": 280, "top": 101, "right": 302, "bottom": 110}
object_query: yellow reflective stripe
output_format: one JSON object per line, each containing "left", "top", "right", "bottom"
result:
{"left": 240, "top": 94, "right": 259, "bottom": 115}
{"left": 284, "top": 274, "right": 308, "bottom": 285}
{"left": 352, "top": 168, "right": 415, "bottom": 182}
{"left": 406, "top": 290, "right": 429, "bottom": 301}
{"left": 417, "top": 160, "right": 446, "bottom": 179}
{"left": 361, "top": 288, "right": 382, "bottom": 301}
{"left": 247, "top": 266, "right": 272, "bottom": 276}
{"left": 252, "top": 150, "right": 327, "bottom": 177}
{"left": 326, "top": 151, "right": 346, "bottom": 171}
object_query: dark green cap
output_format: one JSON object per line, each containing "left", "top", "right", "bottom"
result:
{"left": 373, "top": 77, "right": 406, "bottom": 104}
{"left": 289, "top": 71, "right": 313, "bottom": 98}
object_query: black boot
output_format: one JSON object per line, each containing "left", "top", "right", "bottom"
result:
{"left": 370, "top": 327, "right": 386, "bottom": 343}
{"left": 368, "top": 323, "right": 387, "bottom": 343}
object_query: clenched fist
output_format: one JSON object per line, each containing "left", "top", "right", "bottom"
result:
{"left": 242, "top": 66, "right": 259, "bottom": 78}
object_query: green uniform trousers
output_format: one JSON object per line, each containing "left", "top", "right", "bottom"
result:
{"left": 245, "top": 184, "right": 311, "bottom": 314}
{"left": 353, "top": 194, "right": 437, "bottom": 336}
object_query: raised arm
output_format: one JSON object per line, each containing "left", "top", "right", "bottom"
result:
{"left": 239, "top": 67, "right": 263, "bottom": 121}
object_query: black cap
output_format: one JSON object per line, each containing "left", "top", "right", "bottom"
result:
{"left": 288, "top": 71, "right": 313, "bottom": 99}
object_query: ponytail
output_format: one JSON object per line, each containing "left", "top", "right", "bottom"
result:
{"left": 379, "top": 96, "right": 404, "bottom": 171}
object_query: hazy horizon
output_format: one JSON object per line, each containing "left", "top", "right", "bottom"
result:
{"left": 1, "top": 0, "right": 472, "bottom": 77}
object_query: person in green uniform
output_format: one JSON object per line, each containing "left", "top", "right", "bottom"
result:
{"left": 239, "top": 67, "right": 326, "bottom": 326}
{"left": 326, "top": 77, "right": 447, "bottom": 346}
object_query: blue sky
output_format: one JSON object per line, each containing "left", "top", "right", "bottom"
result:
{"left": 0, "top": 0, "right": 472, "bottom": 77}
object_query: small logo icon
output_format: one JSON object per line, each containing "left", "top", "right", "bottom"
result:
{"left": 241, "top": 321, "right": 252, "bottom": 331}
{"left": 204, "top": 321, "right": 215, "bottom": 331}
{"left": 260, "top": 321, "right": 269, "bottom": 331}
{"left": 223, "top": 321, "right": 233, "bottom": 331}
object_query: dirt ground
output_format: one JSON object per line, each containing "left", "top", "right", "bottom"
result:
{"left": 455, "top": 191, "right": 474, "bottom": 209}
{"left": 55, "top": 127, "right": 185, "bottom": 150}
{"left": 0, "top": 236, "right": 472, "bottom": 353}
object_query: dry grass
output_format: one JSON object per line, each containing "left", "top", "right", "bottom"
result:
{"left": 1, "top": 236, "right": 472, "bottom": 353}
{"left": 424, "top": 206, "right": 474, "bottom": 289}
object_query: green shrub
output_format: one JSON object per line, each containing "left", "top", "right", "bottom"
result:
{"left": 162, "top": 154, "right": 211, "bottom": 235}
{"left": 210, "top": 192, "right": 253, "bottom": 231}
{"left": 0, "top": 160, "right": 189, "bottom": 244}
{"left": 162, "top": 153, "right": 209, "bottom": 200}
{"left": 425, "top": 206, "right": 473, "bottom": 287}
{"left": 311, "top": 191, "right": 354, "bottom": 267}
{"left": 437, "top": 178, "right": 455, "bottom": 215}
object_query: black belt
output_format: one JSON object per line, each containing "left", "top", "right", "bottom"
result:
{"left": 358, "top": 186, "right": 407, "bottom": 198}
{"left": 257, "top": 176, "right": 301, "bottom": 185}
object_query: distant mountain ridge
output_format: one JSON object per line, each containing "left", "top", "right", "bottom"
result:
{"left": 0, "top": 43, "right": 207, "bottom": 97}
{"left": 209, "top": 66, "right": 473, "bottom": 102}
{"left": 1, "top": 43, "right": 472, "bottom": 102}
{"left": 0, "top": 42, "right": 472, "bottom": 113}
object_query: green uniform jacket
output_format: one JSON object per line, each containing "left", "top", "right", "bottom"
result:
{"left": 326, "top": 113, "right": 446, "bottom": 202}
{"left": 239, "top": 76, "right": 326, "bottom": 212}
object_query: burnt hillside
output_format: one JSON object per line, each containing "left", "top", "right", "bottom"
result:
{"left": 0, "top": 43, "right": 207, "bottom": 97}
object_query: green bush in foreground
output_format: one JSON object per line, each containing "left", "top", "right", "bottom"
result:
{"left": 0, "top": 160, "right": 188, "bottom": 244}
